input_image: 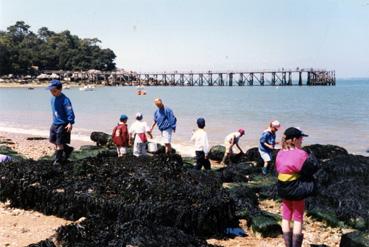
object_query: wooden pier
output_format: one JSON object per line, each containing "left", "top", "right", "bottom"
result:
{"left": 43, "top": 68, "right": 335, "bottom": 86}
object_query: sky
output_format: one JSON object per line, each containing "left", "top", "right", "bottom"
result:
{"left": 1, "top": 0, "right": 369, "bottom": 77}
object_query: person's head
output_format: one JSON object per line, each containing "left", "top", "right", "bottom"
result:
{"left": 197, "top": 117, "right": 205, "bottom": 129}
{"left": 154, "top": 98, "right": 164, "bottom": 108}
{"left": 281, "top": 127, "right": 308, "bottom": 149}
{"left": 136, "top": 112, "right": 143, "bottom": 121}
{"left": 120, "top": 114, "right": 128, "bottom": 123}
{"left": 48, "top": 79, "right": 62, "bottom": 96}
{"left": 269, "top": 120, "right": 281, "bottom": 132}
{"left": 238, "top": 128, "right": 245, "bottom": 136}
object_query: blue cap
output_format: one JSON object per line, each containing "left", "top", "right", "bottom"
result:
{"left": 197, "top": 117, "right": 205, "bottom": 128}
{"left": 47, "top": 79, "right": 62, "bottom": 90}
{"left": 120, "top": 114, "right": 128, "bottom": 121}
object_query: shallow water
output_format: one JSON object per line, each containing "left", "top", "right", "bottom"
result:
{"left": 0, "top": 79, "right": 368, "bottom": 156}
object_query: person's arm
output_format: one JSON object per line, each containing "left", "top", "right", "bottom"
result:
{"left": 64, "top": 98, "right": 75, "bottom": 132}
{"left": 150, "top": 112, "right": 157, "bottom": 133}
{"left": 260, "top": 133, "right": 274, "bottom": 149}
{"left": 236, "top": 143, "right": 244, "bottom": 154}
{"left": 168, "top": 109, "right": 176, "bottom": 132}
{"left": 204, "top": 132, "right": 209, "bottom": 158}
{"left": 145, "top": 123, "right": 153, "bottom": 139}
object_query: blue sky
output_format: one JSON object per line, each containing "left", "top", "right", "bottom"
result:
{"left": 1, "top": 0, "right": 368, "bottom": 77}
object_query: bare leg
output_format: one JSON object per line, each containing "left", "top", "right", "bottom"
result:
{"left": 165, "top": 143, "right": 172, "bottom": 154}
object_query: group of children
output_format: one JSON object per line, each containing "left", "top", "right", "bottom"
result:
{"left": 112, "top": 112, "right": 152, "bottom": 157}
{"left": 42, "top": 79, "right": 316, "bottom": 247}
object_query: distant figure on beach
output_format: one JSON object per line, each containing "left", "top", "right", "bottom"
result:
{"left": 129, "top": 113, "right": 152, "bottom": 157}
{"left": 259, "top": 120, "right": 281, "bottom": 175}
{"left": 112, "top": 114, "right": 129, "bottom": 157}
{"left": 150, "top": 98, "right": 177, "bottom": 154}
{"left": 0, "top": 154, "right": 12, "bottom": 163}
{"left": 276, "top": 127, "right": 320, "bottom": 247}
{"left": 220, "top": 129, "right": 245, "bottom": 165}
{"left": 191, "top": 118, "right": 211, "bottom": 170}
{"left": 48, "top": 80, "right": 75, "bottom": 165}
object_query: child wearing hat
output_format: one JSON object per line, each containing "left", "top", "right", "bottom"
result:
{"left": 220, "top": 129, "right": 245, "bottom": 166}
{"left": 112, "top": 114, "right": 129, "bottom": 157}
{"left": 191, "top": 118, "right": 211, "bottom": 170}
{"left": 48, "top": 79, "right": 75, "bottom": 165}
{"left": 259, "top": 120, "right": 281, "bottom": 175}
{"left": 275, "top": 127, "right": 320, "bottom": 247}
{"left": 129, "top": 113, "right": 153, "bottom": 157}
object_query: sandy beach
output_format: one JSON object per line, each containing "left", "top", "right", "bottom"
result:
{"left": 0, "top": 132, "right": 355, "bottom": 246}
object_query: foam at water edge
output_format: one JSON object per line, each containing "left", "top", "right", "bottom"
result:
{"left": 0, "top": 126, "right": 91, "bottom": 142}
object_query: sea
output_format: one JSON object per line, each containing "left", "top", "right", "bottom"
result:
{"left": 0, "top": 79, "right": 368, "bottom": 156}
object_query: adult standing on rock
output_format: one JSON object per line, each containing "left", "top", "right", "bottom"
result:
{"left": 48, "top": 80, "right": 75, "bottom": 165}
{"left": 258, "top": 120, "right": 281, "bottom": 175}
{"left": 220, "top": 129, "right": 245, "bottom": 165}
{"left": 150, "top": 98, "right": 177, "bottom": 154}
{"left": 276, "top": 127, "right": 320, "bottom": 247}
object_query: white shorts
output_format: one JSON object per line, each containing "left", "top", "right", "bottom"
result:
{"left": 224, "top": 142, "right": 233, "bottom": 154}
{"left": 117, "top": 147, "right": 127, "bottom": 156}
{"left": 161, "top": 129, "right": 173, "bottom": 144}
{"left": 259, "top": 150, "right": 272, "bottom": 162}
{"left": 133, "top": 141, "right": 147, "bottom": 157}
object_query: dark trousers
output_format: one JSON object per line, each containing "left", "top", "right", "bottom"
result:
{"left": 194, "top": 151, "right": 211, "bottom": 170}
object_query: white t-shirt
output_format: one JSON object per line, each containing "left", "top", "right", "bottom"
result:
{"left": 191, "top": 129, "right": 209, "bottom": 155}
{"left": 129, "top": 120, "right": 150, "bottom": 143}
{"left": 225, "top": 132, "right": 241, "bottom": 144}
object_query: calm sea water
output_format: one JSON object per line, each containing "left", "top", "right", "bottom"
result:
{"left": 0, "top": 79, "right": 368, "bottom": 156}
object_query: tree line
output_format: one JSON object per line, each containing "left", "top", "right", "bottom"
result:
{"left": 0, "top": 21, "right": 117, "bottom": 75}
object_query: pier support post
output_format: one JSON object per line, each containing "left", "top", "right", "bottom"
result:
{"left": 298, "top": 72, "right": 302, "bottom": 86}
{"left": 260, "top": 73, "right": 264, "bottom": 86}
{"left": 272, "top": 72, "right": 276, "bottom": 86}
{"left": 229, "top": 73, "right": 233, "bottom": 86}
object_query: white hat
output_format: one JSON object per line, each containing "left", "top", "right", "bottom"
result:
{"left": 136, "top": 112, "right": 143, "bottom": 118}
{"left": 271, "top": 120, "right": 281, "bottom": 128}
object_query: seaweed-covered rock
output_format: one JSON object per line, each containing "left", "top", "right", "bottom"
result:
{"left": 244, "top": 147, "right": 279, "bottom": 167}
{"left": 0, "top": 154, "right": 236, "bottom": 237}
{"left": 90, "top": 131, "right": 111, "bottom": 146}
{"left": 304, "top": 144, "right": 348, "bottom": 160}
{"left": 56, "top": 216, "right": 212, "bottom": 247}
{"left": 27, "top": 239, "right": 56, "bottom": 247}
{"left": 218, "top": 162, "right": 258, "bottom": 183}
{"left": 306, "top": 154, "right": 369, "bottom": 230}
{"left": 208, "top": 145, "right": 225, "bottom": 161}
{"left": 225, "top": 184, "right": 259, "bottom": 218}
{"left": 340, "top": 231, "right": 369, "bottom": 247}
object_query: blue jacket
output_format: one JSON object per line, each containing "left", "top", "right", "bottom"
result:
{"left": 154, "top": 107, "right": 176, "bottom": 131}
{"left": 258, "top": 130, "right": 276, "bottom": 153}
{"left": 51, "top": 93, "right": 75, "bottom": 125}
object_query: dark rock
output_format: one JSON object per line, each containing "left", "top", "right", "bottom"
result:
{"left": 90, "top": 131, "right": 111, "bottom": 146}
{"left": 340, "top": 231, "right": 369, "bottom": 247}
{"left": 208, "top": 145, "right": 225, "bottom": 161}
{"left": 218, "top": 162, "right": 258, "bottom": 183}
{"left": 26, "top": 137, "right": 48, "bottom": 141}
{"left": 244, "top": 147, "right": 278, "bottom": 167}
{"left": 56, "top": 217, "right": 212, "bottom": 247}
{"left": 306, "top": 154, "right": 369, "bottom": 230}
{"left": 303, "top": 144, "right": 348, "bottom": 160}
{"left": 0, "top": 154, "right": 236, "bottom": 237}
{"left": 27, "top": 239, "right": 56, "bottom": 247}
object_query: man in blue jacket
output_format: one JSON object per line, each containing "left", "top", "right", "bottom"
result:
{"left": 48, "top": 80, "right": 75, "bottom": 165}
{"left": 150, "top": 98, "right": 176, "bottom": 154}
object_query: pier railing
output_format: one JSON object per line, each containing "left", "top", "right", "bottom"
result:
{"left": 41, "top": 68, "right": 336, "bottom": 86}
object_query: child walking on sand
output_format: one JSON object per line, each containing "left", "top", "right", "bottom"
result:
{"left": 112, "top": 114, "right": 129, "bottom": 157}
{"left": 191, "top": 118, "right": 211, "bottom": 170}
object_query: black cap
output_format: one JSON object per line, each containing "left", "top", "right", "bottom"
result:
{"left": 284, "top": 127, "right": 308, "bottom": 140}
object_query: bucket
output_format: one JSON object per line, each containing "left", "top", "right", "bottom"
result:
{"left": 148, "top": 142, "right": 158, "bottom": 153}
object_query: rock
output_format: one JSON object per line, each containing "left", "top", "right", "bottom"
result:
{"left": 218, "top": 162, "right": 257, "bottom": 183}
{"left": 244, "top": 147, "right": 279, "bottom": 167}
{"left": 90, "top": 131, "right": 111, "bottom": 146}
{"left": 303, "top": 144, "right": 348, "bottom": 160}
{"left": 208, "top": 145, "right": 225, "bottom": 161}
{"left": 26, "top": 137, "right": 47, "bottom": 141}
{"left": 340, "top": 231, "right": 369, "bottom": 247}
{"left": 306, "top": 154, "right": 369, "bottom": 230}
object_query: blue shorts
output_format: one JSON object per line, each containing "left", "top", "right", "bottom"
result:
{"left": 49, "top": 124, "right": 71, "bottom": 145}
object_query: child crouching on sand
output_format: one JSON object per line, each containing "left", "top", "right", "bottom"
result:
{"left": 191, "top": 118, "right": 211, "bottom": 170}
{"left": 112, "top": 114, "right": 129, "bottom": 157}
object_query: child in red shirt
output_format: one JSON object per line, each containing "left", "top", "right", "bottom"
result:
{"left": 112, "top": 114, "right": 129, "bottom": 157}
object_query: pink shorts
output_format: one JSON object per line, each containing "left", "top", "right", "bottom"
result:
{"left": 281, "top": 199, "right": 304, "bottom": 222}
